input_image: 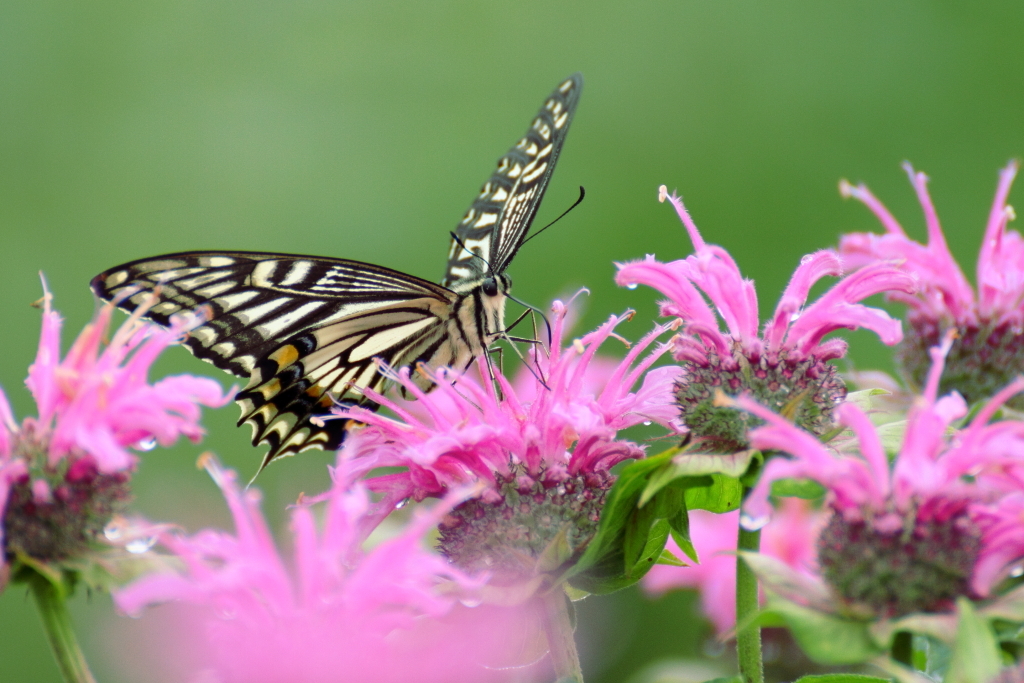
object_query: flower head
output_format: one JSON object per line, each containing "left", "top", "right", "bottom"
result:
{"left": 737, "top": 335, "right": 1024, "bottom": 616}
{"left": 335, "top": 298, "right": 679, "bottom": 581}
{"left": 643, "top": 499, "right": 826, "bottom": 635}
{"left": 616, "top": 186, "right": 916, "bottom": 450}
{"left": 0, "top": 286, "right": 228, "bottom": 569}
{"left": 839, "top": 162, "right": 1024, "bottom": 405}
{"left": 112, "top": 455, "right": 546, "bottom": 683}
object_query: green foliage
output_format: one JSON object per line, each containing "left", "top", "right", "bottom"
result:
{"left": 565, "top": 445, "right": 750, "bottom": 594}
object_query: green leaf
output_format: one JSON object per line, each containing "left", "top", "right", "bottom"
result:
{"left": 654, "top": 547, "right": 687, "bottom": 567}
{"left": 699, "top": 677, "right": 742, "bottom": 683}
{"left": 738, "top": 551, "right": 833, "bottom": 613}
{"left": 845, "top": 387, "right": 893, "bottom": 410}
{"left": 945, "top": 598, "right": 1002, "bottom": 683}
{"left": 876, "top": 420, "right": 907, "bottom": 458}
{"left": 639, "top": 448, "right": 755, "bottom": 507}
{"left": 869, "top": 612, "right": 958, "bottom": 648}
{"left": 794, "top": 675, "right": 892, "bottom": 683}
{"left": 979, "top": 583, "right": 1024, "bottom": 622}
{"left": 770, "top": 477, "right": 827, "bottom": 500}
{"left": 624, "top": 499, "right": 658, "bottom": 571}
{"left": 685, "top": 473, "right": 743, "bottom": 512}
{"left": 755, "top": 598, "right": 882, "bottom": 665}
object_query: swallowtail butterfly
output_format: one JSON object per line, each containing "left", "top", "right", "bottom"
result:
{"left": 91, "top": 73, "right": 583, "bottom": 473}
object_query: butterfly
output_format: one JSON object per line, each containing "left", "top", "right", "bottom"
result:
{"left": 90, "top": 73, "right": 583, "bottom": 473}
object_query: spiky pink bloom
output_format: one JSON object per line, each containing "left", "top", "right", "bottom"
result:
{"left": 112, "top": 456, "right": 546, "bottom": 683}
{"left": 339, "top": 299, "right": 678, "bottom": 508}
{"left": 643, "top": 498, "right": 826, "bottom": 635}
{"left": 0, "top": 287, "right": 228, "bottom": 567}
{"left": 738, "top": 335, "right": 1024, "bottom": 614}
{"left": 839, "top": 162, "right": 1024, "bottom": 404}
{"left": 615, "top": 186, "right": 916, "bottom": 447}
{"left": 336, "top": 298, "right": 680, "bottom": 578}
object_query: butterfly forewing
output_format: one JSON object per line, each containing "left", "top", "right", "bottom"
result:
{"left": 91, "top": 252, "right": 463, "bottom": 465}
{"left": 443, "top": 73, "right": 583, "bottom": 287}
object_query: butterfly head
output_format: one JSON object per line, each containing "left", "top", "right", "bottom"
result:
{"left": 481, "top": 273, "right": 511, "bottom": 298}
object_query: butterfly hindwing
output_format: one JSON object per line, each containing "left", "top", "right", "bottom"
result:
{"left": 443, "top": 73, "right": 583, "bottom": 287}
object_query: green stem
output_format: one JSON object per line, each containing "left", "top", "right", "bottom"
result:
{"left": 736, "top": 524, "right": 763, "bottom": 683}
{"left": 29, "top": 575, "right": 97, "bottom": 683}
{"left": 891, "top": 631, "right": 913, "bottom": 666}
{"left": 543, "top": 589, "right": 584, "bottom": 683}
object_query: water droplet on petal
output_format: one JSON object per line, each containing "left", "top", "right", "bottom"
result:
{"left": 1012, "top": 565, "right": 1024, "bottom": 578}
{"left": 626, "top": 283, "right": 638, "bottom": 290}
{"left": 126, "top": 536, "right": 157, "bottom": 554}
{"left": 395, "top": 498, "right": 408, "bottom": 509}
{"left": 800, "top": 254, "right": 814, "bottom": 265}
{"left": 135, "top": 437, "right": 158, "bottom": 452}
{"left": 739, "top": 512, "right": 769, "bottom": 531}
{"left": 459, "top": 597, "right": 482, "bottom": 608}
{"left": 643, "top": 421, "right": 652, "bottom": 426}
{"left": 104, "top": 521, "right": 124, "bottom": 541}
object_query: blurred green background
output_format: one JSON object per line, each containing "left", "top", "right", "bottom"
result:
{"left": 2, "top": 1, "right": 1024, "bottom": 681}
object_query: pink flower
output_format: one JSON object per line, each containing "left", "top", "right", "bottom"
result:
{"left": 643, "top": 499, "right": 826, "bottom": 635}
{"left": 0, "top": 285, "right": 229, "bottom": 568}
{"left": 839, "top": 162, "right": 1024, "bottom": 404}
{"left": 112, "top": 455, "right": 547, "bottom": 683}
{"left": 334, "top": 298, "right": 680, "bottom": 580}
{"left": 616, "top": 186, "right": 916, "bottom": 448}
{"left": 736, "top": 334, "right": 1024, "bottom": 614}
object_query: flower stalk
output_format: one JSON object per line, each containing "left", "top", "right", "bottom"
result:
{"left": 736, "top": 523, "right": 764, "bottom": 683}
{"left": 543, "top": 590, "right": 584, "bottom": 683}
{"left": 28, "top": 572, "right": 97, "bottom": 683}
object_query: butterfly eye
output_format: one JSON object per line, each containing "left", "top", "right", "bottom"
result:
{"left": 482, "top": 277, "right": 499, "bottom": 297}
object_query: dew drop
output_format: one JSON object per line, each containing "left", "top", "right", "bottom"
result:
{"left": 459, "top": 597, "right": 482, "bottom": 608}
{"left": 626, "top": 283, "right": 638, "bottom": 290}
{"left": 739, "top": 511, "right": 769, "bottom": 531}
{"left": 1012, "top": 565, "right": 1024, "bottom": 578}
{"left": 800, "top": 254, "right": 814, "bottom": 265}
{"left": 643, "top": 421, "right": 652, "bottom": 426}
{"left": 126, "top": 536, "right": 157, "bottom": 554}
{"left": 135, "top": 437, "right": 158, "bottom": 452}
{"left": 103, "top": 521, "right": 124, "bottom": 541}
{"left": 395, "top": 498, "right": 409, "bottom": 510}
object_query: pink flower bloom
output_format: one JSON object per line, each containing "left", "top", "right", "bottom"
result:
{"left": 737, "top": 335, "right": 1024, "bottom": 614}
{"left": 112, "top": 455, "right": 547, "bottom": 683}
{"left": 839, "top": 162, "right": 1024, "bottom": 404}
{"left": 338, "top": 298, "right": 678, "bottom": 508}
{"left": 615, "top": 186, "right": 916, "bottom": 447}
{"left": 643, "top": 499, "right": 826, "bottom": 635}
{"left": 0, "top": 285, "right": 229, "bottom": 567}
{"left": 334, "top": 298, "right": 680, "bottom": 580}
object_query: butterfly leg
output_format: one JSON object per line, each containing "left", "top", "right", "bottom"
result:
{"left": 484, "top": 345, "right": 505, "bottom": 400}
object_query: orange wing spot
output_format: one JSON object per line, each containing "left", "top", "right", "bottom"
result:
{"left": 257, "top": 378, "right": 282, "bottom": 401}
{"left": 269, "top": 344, "right": 300, "bottom": 370}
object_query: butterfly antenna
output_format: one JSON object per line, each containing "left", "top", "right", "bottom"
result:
{"left": 449, "top": 231, "right": 495, "bottom": 274}
{"left": 521, "top": 186, "right": 585, "bottom": 246}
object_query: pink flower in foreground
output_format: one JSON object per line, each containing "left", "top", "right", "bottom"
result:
{"left": 737, "top": 335, "right": 1024, "bottom": 616}
{"left": 840, "top": 162, "right": 1024, "bottom": 404}
{"left": 337, "top": 298, "right": 680, "bottom": 580}
{"left": 113, "top": 455, "right": 547, "bottom": 683}
{"left": 643, "top": 499, "right": 826, "bottom": 635}
{"left": 0, "top": 286, "right": 228, "bottom": 570}
{"left": 616, "top": 186, "right": 916, "bottom": 449}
